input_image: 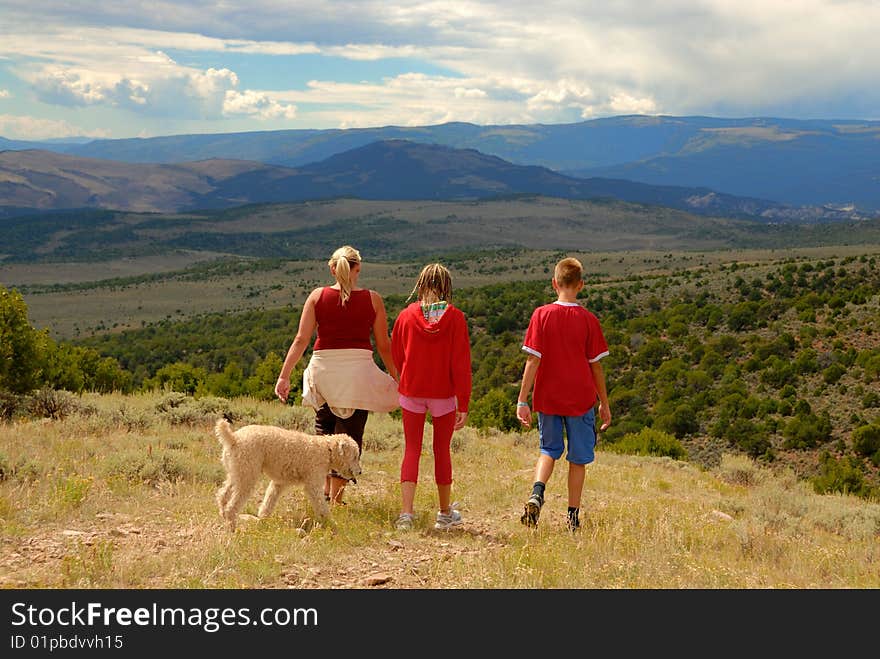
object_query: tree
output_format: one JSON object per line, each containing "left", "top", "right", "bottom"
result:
{"left": 0, "top": 286, "right": 47, "bottom": 393}
{"left": 244, "top": 352, "right": 284, "bottom": 400}
{"left": 654, "top": 404, "right": 699, "bottom": 439}
{"left": 851, "top": 424, "right": 880, "bottom": 459}
{"left": 468, "top": 386, "right": 521, "bottom": 432}
{"left": 147, "top": 361, "right": 207, "bottom": 395}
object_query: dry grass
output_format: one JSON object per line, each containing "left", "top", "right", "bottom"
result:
{"left": 1, "top": 392, "right": 878, "bottom": 589}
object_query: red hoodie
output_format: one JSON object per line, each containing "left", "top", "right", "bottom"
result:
{"left": 391, "top": 302, "right": 472, "bottom": 412}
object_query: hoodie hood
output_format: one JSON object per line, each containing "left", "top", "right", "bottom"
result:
{"left": 407, "top": 301, "right": 455, "bottom": 336}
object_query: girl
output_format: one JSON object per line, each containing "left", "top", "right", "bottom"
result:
{"left": 391, "top": 264, "right": 472, "bottom": 530}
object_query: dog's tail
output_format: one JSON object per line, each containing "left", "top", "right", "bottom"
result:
{"left": 215, "top": 417, "right": 236, "bottom": 449}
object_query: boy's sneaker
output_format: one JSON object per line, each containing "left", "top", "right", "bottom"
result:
{"left": 434, "top": 503, "right": 462, "bottom": 530}
{"left": 395, "top": 513, "right": 414, "bottom": 531}
{"left": 520, "top": 494, "right": 543, "bottom": 528}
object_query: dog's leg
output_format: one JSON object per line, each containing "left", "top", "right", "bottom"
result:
{"left": 258, "top": 480, "right": 288, "bottom": 519}
{"left": 216, "top": 478, "right": 233, "bottom": 517}
{"left": 221, "top": 487, "right": 249, "bottom": 531}
{"left": 305, "top": 477, "right": 331, "bottom": 522}
{"left": 221, "top": 469, "right": 258, "bottom": 531}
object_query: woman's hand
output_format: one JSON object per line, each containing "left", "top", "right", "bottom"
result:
{"left": 454, "top": 411, "right": 468, "bottom": 430}
{"left": 275, "top": 376, "right": 290, "bottom": 403}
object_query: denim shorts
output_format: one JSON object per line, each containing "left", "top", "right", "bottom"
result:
{"left": 537, "top": 408, "right": 597, "bottom": 465}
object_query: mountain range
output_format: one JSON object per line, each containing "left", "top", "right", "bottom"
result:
{"left": 0, "top": 139, "right": 872, "bottom": 222}
{"left": 3, "top": 115, "right": 879, "bottom": 212}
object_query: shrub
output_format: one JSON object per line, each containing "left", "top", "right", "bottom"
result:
{"left": 822, "top": 363, "right": 847, "bottom": 385}
{"left": 608, "top": 387, "right": 647, "bottom": 416}
{"left": 0, "top": 454, "right": 40, "bottom": 483}
{"left": 103, "top": 448, "right": 223, "bottom": 486}
{"left": 727, "top": 301, "right": 758, "bottom": 331}
{"left": 783, "top": 412, "right": 832, "bottom": 449}
{"left": 851, "top": 424, "right": 880, "bottom": 458}
{"left": 603, "top": 427, "right": 686, "bottom": 459}
{"left": 633, "top": 338, "right": 671, "bottom": 369}
{"left": 27, "top": 387, "right": 81, "bottom": 420}
{"left": 0, "top": 391, "right": 24, "bottom": 421}
{"left": 812, "top": 452, "right": 872, "bottom": 499}
{"left": 654, "top": 404, "right": 699, "bottom": 439}
{"left": 724, "top": 418, "right": 772, "bottom": 459}
{"left": 468, "top": 387, "right": 521, "bottom": 432}
{"left": 601, "top": 417, "right": 649, "bottom": 443}
{"left": 717, "top": 453, "right": 764, "bottom": 486}
{"left": 154, "top": 393, "right": 233, "bottom": 426}
{"left": 52, "top": 475, "right": 94, "bottom": 509}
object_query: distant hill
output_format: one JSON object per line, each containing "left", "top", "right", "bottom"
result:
{"left": 568, "top": 125, "right": 880, "bottom": 211}
{"left": 0, "top": 149, "right": 278, "bottom": 213}
{"left": 0, "top": 141, "right": 867, "bottom": 222}
{"left": 4, "top": 115, "right": 879, "bottom": 211}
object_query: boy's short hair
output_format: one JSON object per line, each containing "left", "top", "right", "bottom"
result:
{"left": 554, "top": 257, "right": 584, "bottom": 288}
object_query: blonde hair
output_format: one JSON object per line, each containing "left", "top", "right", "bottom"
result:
{"left": 408, "top": 263, "right": 453, "bottom": 304}
{"left": 328, "top": 245, "right": 362, "bottom": 306}
{"left": 554, "top": 257, "right": 584, "bottom": 288}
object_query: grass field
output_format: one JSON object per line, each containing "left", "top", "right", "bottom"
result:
{"left": 1, "top": 392, "right": 878, "bottom": 589}
{"left": 8, "top": 244, "right": 880, "bottom": 340}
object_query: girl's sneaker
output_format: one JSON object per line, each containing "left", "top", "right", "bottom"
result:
{"left": 395, "top": 513, "right": 414, "bottom": 531}
{"left": 434, "top": 503, "right": 462, "bottom": 530}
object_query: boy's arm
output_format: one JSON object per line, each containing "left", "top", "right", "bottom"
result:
{"left": 590, "top": 360, "right": 612, "bottom": 431}
{"left": 516, "top": 354, "right": 540, "bottom": 427}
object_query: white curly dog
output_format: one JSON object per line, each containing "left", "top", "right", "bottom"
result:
{"left": 214, "top": 418, "right": 362, "bottom": 530}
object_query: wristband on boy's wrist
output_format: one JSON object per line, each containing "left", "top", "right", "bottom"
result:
{"left": 517, "top": 401, "right": 529, "bottom": 407}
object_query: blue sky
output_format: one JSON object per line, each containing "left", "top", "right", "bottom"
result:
{"left": 1, "top": 0, "right": 878, "bottom": 140}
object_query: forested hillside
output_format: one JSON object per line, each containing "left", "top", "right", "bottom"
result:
{"left": 6, "top": 251, "right": 876, "bottom": 499}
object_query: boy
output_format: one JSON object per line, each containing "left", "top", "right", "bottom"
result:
{"left": 516, "top": 257, "right": 611, "bottom": 531}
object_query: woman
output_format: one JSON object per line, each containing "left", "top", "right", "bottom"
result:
{"left": 275, "top": 245, "right": 399, "bottom": 505}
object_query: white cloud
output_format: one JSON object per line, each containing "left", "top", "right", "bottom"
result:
{"left": 2, "top": 0, "right": 880, "bottom": 134}
{"left": 223, "top": 90, "right": 297, "bottom": 120}
{"left": 23, "top": 59, "right": 297, "bottom": 121}
{"left": 607, "top": 92, "right": 658, "bottom": 116}
{"left": 0, "top": 89, "right": 10, "bottom": 99}
{"left": 0, "top": 113, "right": 109, "bottom": 140}
{"left": 526, "top": 80, "right": 595, "bottom": 116}
{"left": 454, "top": 87, "right": 487, "bottom": 99}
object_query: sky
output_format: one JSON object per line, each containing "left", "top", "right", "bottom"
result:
{"left": 0, "top": 0, "right": 878, "bottom": 140}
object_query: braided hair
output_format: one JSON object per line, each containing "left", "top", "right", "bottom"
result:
{"left": 408, "top": 263, "right": 453, "bottom": 305}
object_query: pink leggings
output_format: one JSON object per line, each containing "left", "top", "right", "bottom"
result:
{"left": 400, "top": 408, "right": 455, "bottom": 485}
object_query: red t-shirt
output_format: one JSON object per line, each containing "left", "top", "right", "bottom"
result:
{"left": 522, "top": 301, "right": 609, "bottom": 416}
{"left": 313, "top": 287, "right": 375, "bottom": 351}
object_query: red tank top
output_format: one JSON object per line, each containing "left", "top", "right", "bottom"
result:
{"left": 313, "top": 287, "right": 376, "bottom": 351}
